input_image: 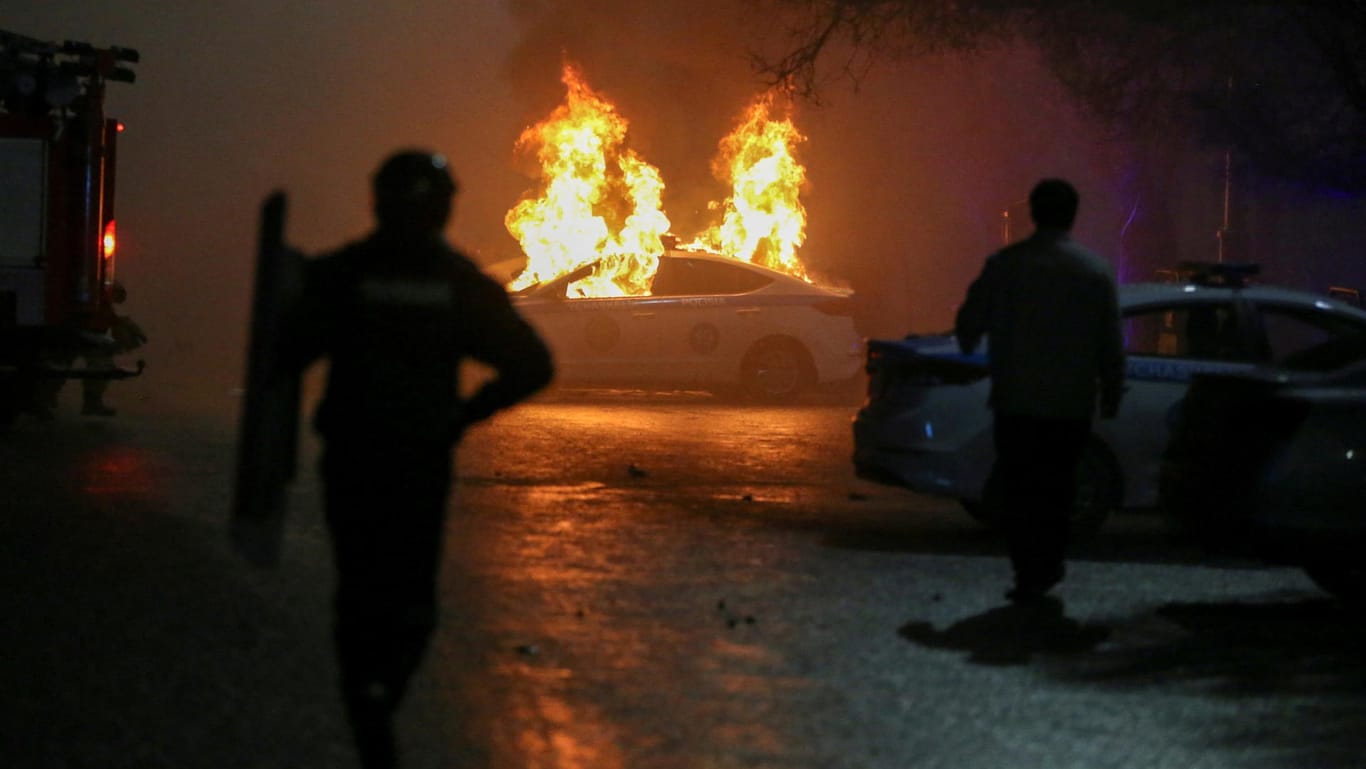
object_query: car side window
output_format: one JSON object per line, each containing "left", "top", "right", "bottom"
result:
{"left": 651, "top": 258, "right": 772, "bottom": 297}
{"left": 1122, "top": 303, "right": 1247, "bottom": 360}
{"left": 1258, "top": 305, "right": 1366, "bottom": 364}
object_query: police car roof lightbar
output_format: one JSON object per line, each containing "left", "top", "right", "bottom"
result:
{"left": 1176, "top": 261, "right": 1261, "bottom": 288}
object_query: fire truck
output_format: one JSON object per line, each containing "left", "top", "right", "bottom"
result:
{"left": 1, "top": 29, "right": 143, "bottom": 427}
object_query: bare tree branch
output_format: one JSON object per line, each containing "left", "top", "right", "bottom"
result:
{"left": 753, "top": 0, "right": 1366, "bottom": 193}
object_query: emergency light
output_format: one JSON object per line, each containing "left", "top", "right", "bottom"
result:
{"left": 102, "top": 219, "right": 116, "bottom": 261}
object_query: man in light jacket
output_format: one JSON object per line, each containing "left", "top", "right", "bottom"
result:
{"left": 955, "top": 178, "right": 1125, "bottom": 602}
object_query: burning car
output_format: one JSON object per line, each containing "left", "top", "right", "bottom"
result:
{"left": 513, "top": 249, "right": 862, "bottom": 399}
{"left": 853, "top": 264, "right": 1366, "bottom": 536}
{"left": 498, "top": 66, "right": 861, "bottom": 399}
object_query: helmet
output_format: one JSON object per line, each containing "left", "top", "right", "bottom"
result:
{"left": 371, "top": 150, "right": 459, "bottom": 232}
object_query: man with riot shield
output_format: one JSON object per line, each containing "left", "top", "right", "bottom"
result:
{"left": 270, "top": 150, "right": 553, "bottom": 768}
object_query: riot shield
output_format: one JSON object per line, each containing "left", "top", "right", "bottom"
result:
{"left": 231, "top": 191, "right": 303, "bottom": 566}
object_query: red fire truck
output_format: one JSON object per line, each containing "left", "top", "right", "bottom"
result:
{"left": 1, "top": 29, "right": 143, "bottom": 427}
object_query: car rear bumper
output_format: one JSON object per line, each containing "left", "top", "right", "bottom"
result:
{"left": 852, "top": 408, "right": 991, "bottom": 499}
{"left": 852, "top": 445, "right": 980, "bottom": 498}
{"left": 810, "top": 330, "right": 865, "bottom": 384}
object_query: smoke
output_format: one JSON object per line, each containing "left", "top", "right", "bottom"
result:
{"left": 500, "top": 0, "right": 779, "bottom": 240}
{"left": 6, "top": 4, "right": 530, "bottom": 414}
{"left": 16, "top": 2, "right": 1355, "bottom": 417}
{"left": 498, "top": 2, "right": 1136, "bottom": 336}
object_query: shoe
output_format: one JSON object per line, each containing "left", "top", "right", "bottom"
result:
{"left": 81, "top": 401, "right": 117, "bottom": 417}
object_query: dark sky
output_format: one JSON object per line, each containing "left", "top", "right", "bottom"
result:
{"left": 7, "top": 2, "right": 1233, "bottom": 404}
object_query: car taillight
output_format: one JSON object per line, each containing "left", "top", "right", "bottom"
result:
{"left": 102, "top": 219, "right": 117, "bottom": 261}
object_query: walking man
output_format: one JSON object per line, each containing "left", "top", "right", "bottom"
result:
{"left": 288, "top": 150, "right": 554, "bottom": 767}
{"left": 955, "top": 178, "right": 1124, "bottom": 602}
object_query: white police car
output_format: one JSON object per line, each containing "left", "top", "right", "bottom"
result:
{"left": 853, "top": 265, "right": 1366, "bottom": 534}
{"left": 513, "top": 250, "right": 863, "bottom": 399}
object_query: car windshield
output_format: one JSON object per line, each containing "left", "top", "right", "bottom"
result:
{"left": 513, "top": 256, "right": 774, "bottom": 299}
{"left": 651, "top": 258, "right": 773, "bottom": 296}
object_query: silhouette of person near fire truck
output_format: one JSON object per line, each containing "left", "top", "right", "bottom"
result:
{"left": 32, "top": 281, "right": 147, "bottom": 419}
{"left": 282, "top": 150, "right": 553, "bottom": 769}
{"left": 954, "top": 178, "right": 1125, "bottom": 603}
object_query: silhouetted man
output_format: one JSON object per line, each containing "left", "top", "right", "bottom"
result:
{"left": 955, "top": 178, "right": 1124, "bottom": 602}
{"left": 288, "top": 150, "right": 553, "bottom": 768}
{"left": 30, "top": 281, "right": 145, "bottom": 419}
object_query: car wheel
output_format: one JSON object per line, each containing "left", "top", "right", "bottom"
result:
{"left": 740, "top": 339, "right": 814, "bottom": 401}
{"left": 1303, "top": 562, "right": 1366, "bottom": 603}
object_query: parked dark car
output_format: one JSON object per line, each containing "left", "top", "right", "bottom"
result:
{"left": 1160, "top": 332, "right": 1366, "bottom": 601}
{"left": 855, "top": 271, "right": 1366, "bottom": 537}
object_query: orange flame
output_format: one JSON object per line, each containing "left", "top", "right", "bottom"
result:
{"left": 505, "top": 65, "right": 670, "bottom": 297}
{"left": 683, "top": 95, "right": 809, "bottom": 281}
{"left": 505, "top": 70, "right": 813, "bottom": 294}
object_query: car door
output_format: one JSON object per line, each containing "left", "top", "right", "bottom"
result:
{"left": 1102, "top": 299, "right": 1259, "bottom": 507}
{"left": 648, "top": 257, "right": 775, "bottom": 387}
{"left": 516, "top": 273, "right": 658, "bottom": 386}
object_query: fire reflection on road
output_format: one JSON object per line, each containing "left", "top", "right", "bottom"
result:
{"left": 77, "top": 444, "right": 158, "bottom": 497}
{"left": 426, "top": 401, "right": 851, "bottom": 767}
{"left": 499, "top": 667, "right": 627, "bottom": 769}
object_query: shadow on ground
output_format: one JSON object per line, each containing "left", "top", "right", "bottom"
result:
{"left": 901, "top": 590, "right": 1366, "bottom": 769}
{"left": 898, "top": 596, "right": 1112, "bottom": 666}
{"left": 1072, "top": 596, "right": 1366, "bottom": 768}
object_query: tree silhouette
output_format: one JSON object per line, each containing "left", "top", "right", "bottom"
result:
{"left": 756, "top": 0, "right": 1366, "bottom": 195}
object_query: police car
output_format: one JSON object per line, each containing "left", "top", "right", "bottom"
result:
{"left": 1161, "top": 331, "right": 1366, "bottom": 599}
{"left": 512, "top": 250, "right": 863, "bottom": 399}
{"left": 853, "top": 264, "right": 1366, "bottom": 535}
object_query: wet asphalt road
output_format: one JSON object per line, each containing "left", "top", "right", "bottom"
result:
{"left": 3, "top": 385, "right": 1366, "bottom": 769}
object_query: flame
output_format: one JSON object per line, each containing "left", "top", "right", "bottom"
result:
{"left": 505, "top": 65, "right": 670, "bottom": 298}
{"left": 683, "top": 95, "right": 809, "bottom": 282}
{"left": 505, "top": 70, "right": 813, "bottom": 295}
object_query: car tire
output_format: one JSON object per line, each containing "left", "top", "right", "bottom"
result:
{"left": 959, "top": 439, "right": 1120, "bottom": 540}
{"left": 1303, "top": 562, "right": 1366, "bottom": 603}
{"left": 740, "top": 338, "right": 814, "bottom": 401}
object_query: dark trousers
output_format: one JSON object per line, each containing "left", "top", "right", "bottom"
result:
{"left": 322, "top": 441, "right": 452, "bottom": 769}
{"left": 990, "top": 412, "right": 1091, "bottom": 590}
